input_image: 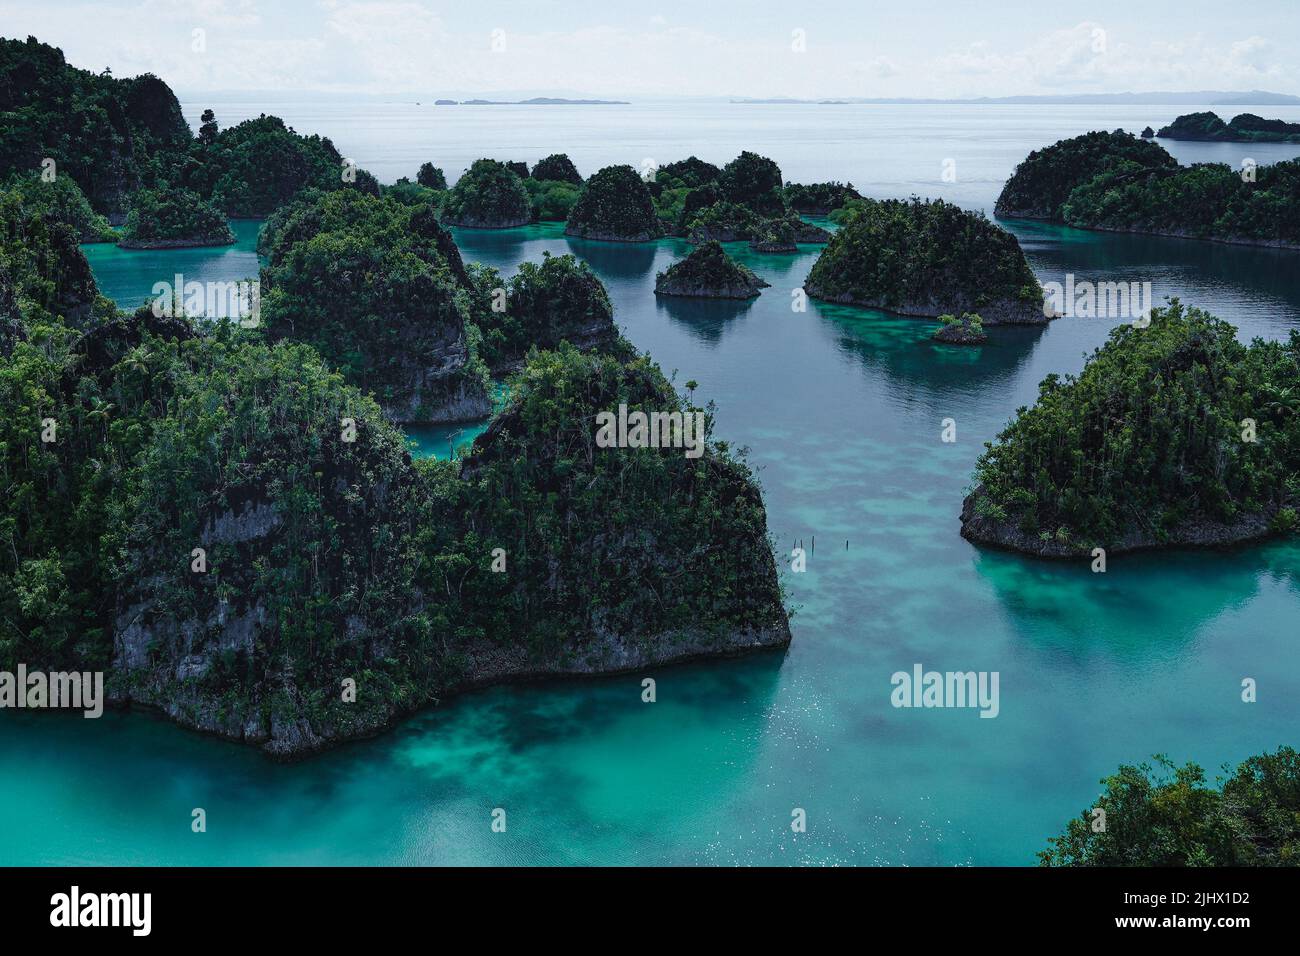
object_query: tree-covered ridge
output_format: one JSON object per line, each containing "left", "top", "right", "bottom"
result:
{"left": 0, "top": 36, "right": 191, "bottom": 216}
{"left": 649, "top": 154, "right": 845, "bottom": 247}
{"left": 1157, "top": 111, "right": 1300, "bottom": 143}
{"left": 3, "top": 173, "right": 115, "bottom": 242}
{"left": 1040, "top": 748, "right": 1300, "bottom": 866}
{"left": 0, "top": 306, "right": 196, "bottom": 672}
{"left": 383, "top": 177, "right": 444, "bottom": 209}
{"left": 258, "top": 189, "right": 490, "bottom": 424}
{"left": 457, "top": 343, "right": 789, "bottom": 664}
{"left": 531, "top": 153, "right": 584, "bottom": 185}
{"left": 186, "top": 114, "right": 348, "bottom": 219}
{"left": 417, "top": 162, "right": 447, "bottom": 190}
{"left": 0, "top": 37, "right": 373, "bottom": 225}
{"left": 804, "top": 197, "right": 1045, "bottom": 323}
{"left": 717, "top": 151, "right": 785, "bottom": 216}
{"left": 784, "top": 181, "right": 861, "bottom": 215}
{"left": 685, "top": 200, "right": 759, "bottom": 242}
{"left": 0, "top": 180, "right": 114, "bottom": 329}
{"left": 964, "top": 301, "right": 1300, "bottom": 556}
{"left": 468, "top": 252, "right": 616, "bottom": 372}
{"left": 120, "top": 183, "right": 234, "bottom": 248}
{"left": 1, "top": 254, "right": 788, "bottom": 755}
{"left": 441, "top": 159, "right": 532, "bottom": 228}
{"left": 657, "top": 157, "right": 721, "bottom": 188}
{"left": 522, "top": 177, "right": 582, "bottom": 222}
{"left": 564, "top": 164, "right": 663, "bottom": 241}
{"left": 1058, "top": 158, "right": 1300, "bottom": 247}
{"left": 994, "top": 130, "right": 1178, "bottom": 220}
{"left": 0, "top": 307, "right": 788, "bottom": 751}
{"left": 655, "top": 240, "right": 769, "bottom": 299}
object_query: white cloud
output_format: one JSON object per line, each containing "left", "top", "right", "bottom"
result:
{"left": 0, "top": 4, "right": 1294, "bottom": 97}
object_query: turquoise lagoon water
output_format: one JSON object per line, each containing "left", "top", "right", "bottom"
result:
{"left": 4, "top": 108, "right": 1300, "bottom": 866}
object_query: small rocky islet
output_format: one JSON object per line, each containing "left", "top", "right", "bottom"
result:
{"left": 655, "top": 240, "right": 770, "bottom": 299}
{"left": 803, "top": 197, "right": 1048, "bottom": 324}
{"left": 961, "top": 300, "right": 1300, "bottom": 558}
{"left": 118, "top": 183, "right": 236, "bottom": 249}
{"left": 932, "top": 313, "right": 988, "bottom": 345}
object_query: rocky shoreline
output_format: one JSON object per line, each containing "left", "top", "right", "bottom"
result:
{"left": 442, "top": 212, "right": 531, "bottom": 229}
{"left": 118, "top": 236, "right": 237, "bottom": 250}
{"left": 959, "top": 487, "right": 1285, "bottom": 559}
{"left": 1055, "top": 220, "right": 1300, "bottom": 251}
{"left": 804, "top": 288, "right": 1049, "bottom": 325}
{"left": 108, "top": 623, "right": 792, "bottom": 758}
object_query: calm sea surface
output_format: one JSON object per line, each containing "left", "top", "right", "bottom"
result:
{"left": 4, "top": 102, "right": 1299, "bottom": 865}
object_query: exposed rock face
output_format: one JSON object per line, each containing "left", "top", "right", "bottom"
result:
{"left": 441, "top": 159, "right": 532, "bottom": 228}
{"left": 809, "top": 289, "right": 1044, "bottom": 324}
{"left": 1141, "top": 126, "right": 1155, "bottom": 139}
{"left": 960, "top": 487, "right": 1281, "bottom": 558}
{"left": 107, "top": 341, "right": 438, "bottom": 758}
{"left": 565, "top": 165, "right": 663, "bottom": 241}
{"left": 655, "top": 240, "right": 769, "bottom": 299}
{"left": 105, "top": 339, "right": 791, "bottom": 759}
{"left": 118, "top": 237, "right": 234, "bottom": 250}
{"left": 7, "top": 213, "right": 105, "bottom": 327}
{"left": 381, "top": 368, "right": 493, "bottom": 424}
{"left": 449, "top": 623, "right": 790, "bottom": 689}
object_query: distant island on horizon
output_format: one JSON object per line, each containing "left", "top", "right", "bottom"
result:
{"left": 432, "top": 97, "right": 629, "bottom": 106}
{"left": 732, "top": 90, "right": 1300, "bottom": 106}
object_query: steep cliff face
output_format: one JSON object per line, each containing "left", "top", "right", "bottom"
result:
{"left": 106, "top": 336, "right": 443, "bottom": 756}
{"left": 455, "top": 344, "right": 791, "bottom": 684}
{"left": 0, "top": 193, "right": 106, "bottom": 328}
{"left": 102, "top": 338, "right": 790, "bottom": 757}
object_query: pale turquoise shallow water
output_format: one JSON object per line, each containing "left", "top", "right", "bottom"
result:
{"left": 5, "top": 107, "right": 1300, "bottom": 866}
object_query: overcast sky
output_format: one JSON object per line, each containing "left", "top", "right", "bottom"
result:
{"left": 5, "top": 0, "right": 1298, "bottom": 99}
